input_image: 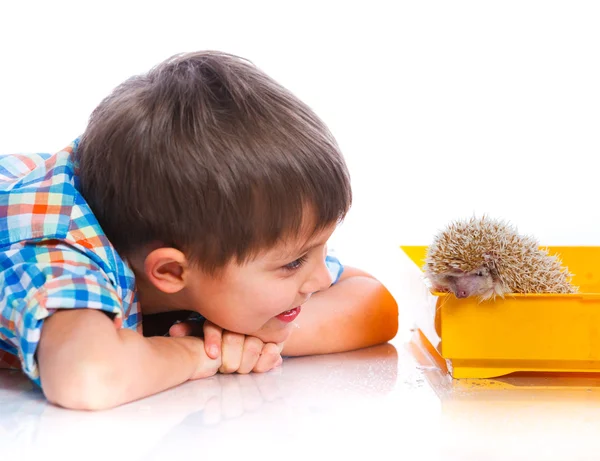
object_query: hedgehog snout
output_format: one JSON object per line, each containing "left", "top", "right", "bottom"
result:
{"left": 456, "top": 289, "right": 468, "bottom": 298}
{"left": 452, "top": 270, "right": 496, "bottom": 299}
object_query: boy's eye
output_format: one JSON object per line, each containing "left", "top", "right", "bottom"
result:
{"left": 282, "top": 255, "right": 307, "bottom": 271}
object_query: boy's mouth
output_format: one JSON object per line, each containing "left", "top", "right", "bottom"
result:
{"left": 276, "top": 306, "right": 301, "bottom": 322}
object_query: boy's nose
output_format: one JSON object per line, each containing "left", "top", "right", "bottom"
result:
{"left": 300, "top": 259, "right": 333, "bottom": 294}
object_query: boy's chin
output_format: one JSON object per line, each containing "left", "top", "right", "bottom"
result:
{"left": 252, "top": 322, "right": 294, "bottom": 345}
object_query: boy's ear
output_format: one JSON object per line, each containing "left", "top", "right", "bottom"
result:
{"left": 144, "top": 248, "right": 189, "bottom": 294}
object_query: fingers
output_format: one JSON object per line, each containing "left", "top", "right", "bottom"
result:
{"left": 184, "top": 337, "right": 222, "bottom": 380}
{"left": 253, "top": 342, "right": 283, "bottom": 373}
{"left": 169, "top": 320, "right": 204, "bottom": 338}
{"left": 221, "top": 334, "right": 284, "bottom": 374}
{"left": 174, "top": 318, "right": 285, "bottom": 375}
{"left": 219, "top": 331, "right": 245, "bottom": 373}
{"left": 203, "top": 321, "right": 223, "bottom": 359}
{"left": 236, "top": 336, "right": 263, "bottom": 374}
{"left": 169, "top": 322, "right": 192, "bottom": 337}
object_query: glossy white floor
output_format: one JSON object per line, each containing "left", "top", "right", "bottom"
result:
{"left": 3, "top": 247, "right": 600, "bottom": 461}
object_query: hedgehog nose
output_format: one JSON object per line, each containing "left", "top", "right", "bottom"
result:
{"left": 456, "top": 290, "right": 468, "bottom": 298}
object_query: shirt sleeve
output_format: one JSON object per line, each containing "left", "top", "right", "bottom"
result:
{"left": 325, "top": 251, "right": 344, "bottom": 285}
{"left": 1, "top": 241, "right": 125, "bottom": 386}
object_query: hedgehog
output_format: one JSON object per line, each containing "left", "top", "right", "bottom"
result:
{"left": 422, "top": 215, "right": 577, "bottom": 301}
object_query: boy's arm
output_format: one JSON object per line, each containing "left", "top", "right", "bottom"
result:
{"left": 280, "top": 266, "right": 398, "bottom": 356}
{"left": 37, "top": 309, "right": 220, "bottom": 411}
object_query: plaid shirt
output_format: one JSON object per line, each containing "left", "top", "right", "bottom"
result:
{"left": 0, "top": 139, "right": 139, "bottom": 386}
{"left": 0, "top": 139, "right": 344, "bottom": 388}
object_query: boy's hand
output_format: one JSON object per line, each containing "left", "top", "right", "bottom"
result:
{"left": 169, "top": 320, "right": 283, "bottom": 374}
{"left": 180, "top": 336, "right": 223, "bottom": 380}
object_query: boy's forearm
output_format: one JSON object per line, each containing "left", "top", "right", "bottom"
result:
{"left": 38, "top": 309, "right": 200, "bottom": 410}
{"left": 117, "top": 330, "right": 199, "bottom": 404}
{"left": 281, "top": 269, "right": 398, "bottom": 356}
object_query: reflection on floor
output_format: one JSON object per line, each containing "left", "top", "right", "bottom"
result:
{"left": 4, "top": 246, "right": 600, "bottom": 461}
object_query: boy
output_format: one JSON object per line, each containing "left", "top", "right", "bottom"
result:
{"left": 0, "top": 51, "right": 398, "bottom": 410}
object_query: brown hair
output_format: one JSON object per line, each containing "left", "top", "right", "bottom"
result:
{"left": 76, "top": 50, "right": 351, "bottom": 273}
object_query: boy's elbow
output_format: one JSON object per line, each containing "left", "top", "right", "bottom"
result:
{"left": 42, "top": 360, "right": 122, "bottom": 411}
{"left": 38, "top": 309, "right": 128, "bottom": 410}
{"left": 342, "top": 275, "right": 399, "bottom": 348}
{"left": 340, "top": 267, "right": 399, "bottom": 343}
{"left": 371, "top": 279, "right": 399, "bottom": 343}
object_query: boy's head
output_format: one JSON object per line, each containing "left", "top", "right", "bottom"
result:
{"left": 76, "top": 51, "right": 352, "bottom": 342}
{"left": 77, "top": 50, "right": 351, "bottom": 273}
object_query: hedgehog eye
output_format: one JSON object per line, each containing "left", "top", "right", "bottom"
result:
{"left": 475, "top": 271, "right": 484, "bottom": 276}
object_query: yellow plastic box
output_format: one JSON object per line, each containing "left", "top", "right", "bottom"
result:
{"left": 401, "top": 245, "right": 600, "bottom": 379}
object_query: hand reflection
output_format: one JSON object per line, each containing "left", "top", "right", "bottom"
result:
{"left": 175, "top": 370, "right": 283, "bottom": 426}
{"left": 0, "top": 342, "right": 398, "bottom": 460}
{"left": 158, "top": 342, "right": 399, "bottom": 431}
{"left": 143, "top": 342, "right": 399, "bottom": 460}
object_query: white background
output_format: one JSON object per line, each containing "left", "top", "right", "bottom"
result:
{"left": 1, "top": 0, "right": 599, "bottom": 275}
